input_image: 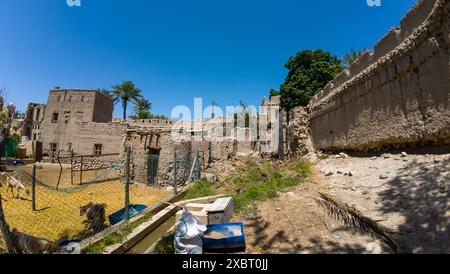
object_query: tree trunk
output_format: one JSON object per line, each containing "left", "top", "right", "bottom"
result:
{"left": 122, "top": 99, "right": 127, "bottom": 120}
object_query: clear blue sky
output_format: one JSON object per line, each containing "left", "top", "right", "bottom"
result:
{"left": 0, "top": 0, "right": 417, "bottom": 118}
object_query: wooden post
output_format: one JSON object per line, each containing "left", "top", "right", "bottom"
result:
{"left": 70, "top": 150, "right": 74, "bottom": 185}
{"left": 197, "top": 147, "right": 201, "bottom": 179}
{"left": 56, "top": 150, "right": 63, "bottom": 190}
{"left": 124, "top": 147, "right": 131, "bottom": 220}
{"left": 31, "top": 164, "right": 36, "bottom": 212}
{"left": 173, "top": 150, "right": 178, "bottom": 195}
{"left": 80, "top": 156, "right": 83, "bottom": 185}
{"left": 0, "top": 194, "right": 15, "bottom": 254}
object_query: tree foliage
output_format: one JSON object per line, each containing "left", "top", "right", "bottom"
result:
{"left": 130, "top": 98, "right": 152, "bottom": 119}
{"left": 279, "top": 49, "right": 342, "bottom": 111}
{"left": 342, "top": 48, "right": 366, "bottom": 68}
{"left": 111, "top": 81, "right": 143, "bottom": 119}
{"left": 269, "top": 89, "right": 281, "bottom": 98}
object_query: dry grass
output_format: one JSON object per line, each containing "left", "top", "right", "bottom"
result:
{"left": 0, "top": 164, "right": 170, "bottom": 248}
{"left": 20, "top": 164, "right": 118, "bottom": 189}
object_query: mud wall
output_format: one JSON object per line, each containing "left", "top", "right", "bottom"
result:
{"left": 308, "top": 0, "right": 450, "bottom": 151}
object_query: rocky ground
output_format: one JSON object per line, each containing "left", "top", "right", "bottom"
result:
{"left": 238, "top": 147, "right": 449, "bottom": 254}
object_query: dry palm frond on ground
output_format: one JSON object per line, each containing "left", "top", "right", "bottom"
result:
{"left": 316, "top": 192, "right": 398, "bottom": 253}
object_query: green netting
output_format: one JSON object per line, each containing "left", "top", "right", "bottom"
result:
{"left": 2, "top": 139, "right": 18, "bottom": 157}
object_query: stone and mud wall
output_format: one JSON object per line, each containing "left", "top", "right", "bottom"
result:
{"left": 307, "top": 0, "right": 450, "bottom": 152}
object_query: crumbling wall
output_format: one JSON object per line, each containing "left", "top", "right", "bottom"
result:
{"left": 287, "top": 107, "right": 314, "bottom": 157}
{"left": 122, "top": 128, "right": 193, "bottom": 187}
{"left": 308, "top": 0, "right": 450, "bottom": 151}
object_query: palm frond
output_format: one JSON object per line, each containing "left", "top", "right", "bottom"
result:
{"left": 316, "top": 192, "right": 398, "bottom": 252}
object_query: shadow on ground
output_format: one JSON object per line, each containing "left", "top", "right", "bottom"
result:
{"left": 245, "top": 211, "right": 302, "bottom": 254}
{"left": 245, "top": 208, "right": 369, "bottom": 254}
{"left": 377, "top": 157, "right": 449, "bottom": 253}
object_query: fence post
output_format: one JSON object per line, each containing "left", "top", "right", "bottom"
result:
{"left": 124, "top": 146, "right": 131, "bottom": 220}
{"left": 32, "top": 164, "right": 36, "bottom": 212}
{"left": 197, "top": 147, "right": 201, "bottom": 179}
{"left": 80, "top": 156, "right": 83, "bottom": 185}
{"left": 173, "top": 150, "right": 178, "bottom": 195}
{"left": 0, "top": 194, "right": 15, "bottom": 254}
{"left": 70, "top": 150, "right": 74, "bottom": 185}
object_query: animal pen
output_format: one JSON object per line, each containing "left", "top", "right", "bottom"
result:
{"left": 0, "top": 146, "right": 201, "bottom": 254}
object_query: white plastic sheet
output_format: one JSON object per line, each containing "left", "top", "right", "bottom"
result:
{"left": 174, "top": 208, "right": 207, "bottom": 254}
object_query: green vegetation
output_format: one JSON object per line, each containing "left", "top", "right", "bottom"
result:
{"left": 153, "top": 232, "right": 175, "bottom": 254}
{"left": 342, "top": 48, "right": 367, "bottom": 68}
{"left": 83, "top": 212, "right": 153, "bottom": 254}
{"left": 84, "top": 159, "right": 311, "bottom": 254}
{"left": 184, "top": 178, "right": 217, "bottom": 200}
{"left": 278, "top": 49, "right": 343, "bottom": 111}
{"left": 111, "top": 80, "right": 143, "bottom": 120}
{"left": 130, "top": 97, "right": 152, "bottom": 120}
{"left": 269, "top": 89, "right": 281, "bottom": 98}
{"left": 98, "top": 85, "right": 168, "bottom": 120}
{"left": 183, "top": 159, "right": 312, "bottom": 214}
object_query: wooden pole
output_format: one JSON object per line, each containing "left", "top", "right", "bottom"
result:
{"left": 173, "top": 150, "right": 178, "bottom": 195}
{"left": 0, "top": 194, "right": 15, "bottom": 254}
{"left": 197, "top": 147, "right": 201, "bottom": 179}
{"left": 124, "top": 146, "right": 131, "bottom": 220}
{"left": 56, "top": 150, "right": 63, "bottom": 190}
{"left": 80, "top": 156, "right": 83, "bottom": 185}
{"left": 70, "top": 150, "right": 74, "bottom": 185}
{"left": 32, "top": 165, "right": 36, "bottom": 212}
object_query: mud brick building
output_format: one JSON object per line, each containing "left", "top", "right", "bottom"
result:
{"left": 25, "top": 87, "right": 124, "bottom": 158}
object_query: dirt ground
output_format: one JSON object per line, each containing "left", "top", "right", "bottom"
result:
{"left": 237, "top": 148, "right": 449, "bottom": 254}
{"left": 0, "top": 164, "right": 170, "bottom": 246}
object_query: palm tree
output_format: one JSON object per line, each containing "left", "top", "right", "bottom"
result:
{"left": 342, "top": 49, "right": 365, "bottom": 68}
{"left": 131, "top": 98, "right": 152, "bottom": 119}
{"left": 111, "top": 81, "right": 142, "bottom": 119}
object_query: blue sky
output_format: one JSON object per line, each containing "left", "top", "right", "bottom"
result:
{"left": 0, "top": 0, "right": 417, "bottom": 118}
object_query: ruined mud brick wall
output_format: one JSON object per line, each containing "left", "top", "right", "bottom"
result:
{"left": 15, "top": 103, "right": 46, "bottom": 140}
{"left": 112, "top": 118, "right": 175, "bottom": 128}
{"left": 49, "top": 154, "right": 121, "bottom": 171}
{"left": 198, "top": 118, "right": 236, "bottom": 161}
{"left": 287, "top": 107, "right": 314, "bottom": 157}
{"left": 122, "top": 128, "right": 193, "bottom": 187}
{"left": 209, "top": 137, "right": 235, "bottom": 161}
{"left": 308, "top": 0, "right": 450, "bottom": 151}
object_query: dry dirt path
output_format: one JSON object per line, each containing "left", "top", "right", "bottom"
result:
{"left": 240, "top": 149, "right": 449, "bottom": 254}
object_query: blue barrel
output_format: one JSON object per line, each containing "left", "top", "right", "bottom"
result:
{"left": 108, "top": 204, "right": 148, "bottom": 225}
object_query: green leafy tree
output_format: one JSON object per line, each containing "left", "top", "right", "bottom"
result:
{"left": 130, "top": 98, "right": 152, "bottom": 120}
{"left": 269, "top": 89, "right": 281, "bottom": 98}
{"left": 279, "top": 49, "right": 343, "bottom": 111}
{"left": 111, "top": 81, "right": 143, "bottom": 119}
{"left": 342, "top": 48, "right": 365, "bottom": 68}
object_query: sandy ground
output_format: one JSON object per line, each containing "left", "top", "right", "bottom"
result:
{"left": 239, "top": 149, "right": 449, "bottom": 254}
{"left": 0, "top": 164, "right": 170, "bottom": 249}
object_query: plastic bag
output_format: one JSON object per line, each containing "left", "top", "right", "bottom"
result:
{"left": 174, "top": 208, "right": 207, "bottom": 254}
